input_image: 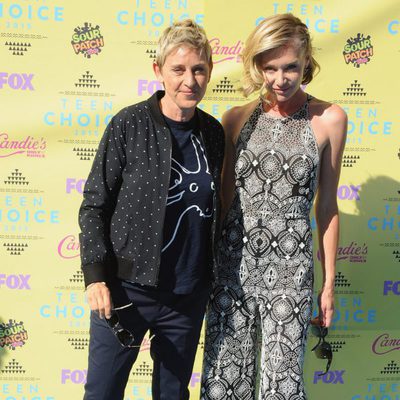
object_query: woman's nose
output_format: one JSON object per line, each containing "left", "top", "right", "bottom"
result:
{"left": 276, "top": 70, "right": 285, "bottom": 86}
{"left": 184, "top": 71, "right": 196, "bottom": 87}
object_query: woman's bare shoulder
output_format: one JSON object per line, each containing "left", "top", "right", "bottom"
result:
{"left": 222, "top": 99, "right": 259, "bottom": 142}
{"left": 309, "top": 96, "right": 347, "bottom": 145}
{"left": 309, "top": 96, "right": 347, "bottom": 125}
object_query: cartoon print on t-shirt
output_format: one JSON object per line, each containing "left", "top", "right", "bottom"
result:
{"left": 162, "top": 134, "right": 214, "bottom": 252}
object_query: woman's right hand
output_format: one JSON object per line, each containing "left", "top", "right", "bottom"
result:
{"left": 86, "top": 282, "right": 113, "bottom": 319}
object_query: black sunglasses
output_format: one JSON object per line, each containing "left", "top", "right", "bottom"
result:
{"left": 311, "top": 321, "right": 333, "bottom": 376}
{"left": 105, "top": 310, "right": 136, "bottom": 348}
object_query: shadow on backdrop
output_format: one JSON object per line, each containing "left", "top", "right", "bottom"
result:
{"left": 313, "top": 174, "right": 400, "bottom": 329}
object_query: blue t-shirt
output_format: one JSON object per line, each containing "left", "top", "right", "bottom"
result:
{"left": 157, "top": 114, "right": 214, "bottom": 294}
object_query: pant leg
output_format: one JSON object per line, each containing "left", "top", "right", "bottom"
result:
{"left": 150, "top": 286, "right": 210, "bottom": 400}
{"left": 201, "top": 284, "right": 259, "bottom": 400}
{"left": 84, "top": 280, "right": 156, "bottom": 400}
{"left": 83, "top": 310, "right": 146, "bottom": 400}
{"left": 258, "top": 290, "right": 313, "bottom": 399}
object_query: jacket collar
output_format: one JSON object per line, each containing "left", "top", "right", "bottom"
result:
{"left": 148, "top": 90, "right": 208, "bottom": 130}
{"left": 147, "top": 90, "right": 167, "bottom": 125}
{"left": 148, "top": 91, "right": 217, "bottom": 175}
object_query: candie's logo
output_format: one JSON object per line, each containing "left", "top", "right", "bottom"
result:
{"left": 372, "top": 333, "right": 400, "bottom": 355}
{"left": 0, "top": 133, "right": 46, "bottom": 158}
{"left": 71, "top": 23, "right": 104, "bottom": 58}
{"left": 0, "top": 319, "right": 28, "bottom": 350}
{"left": 209, "top": 38, "right": 243, "bottom": 64}
{"left": 58, "top": 234, "right": 80, "bottom": 259}
{"left": 343, "top": 33, "right": 373, "bottom": 67}
{"left": 317, "top": 241, "right": 367, "bottom": 263}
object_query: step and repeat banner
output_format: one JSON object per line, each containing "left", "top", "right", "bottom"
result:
{"left": 0, "top": 0, "right": 399, "bottom": 399}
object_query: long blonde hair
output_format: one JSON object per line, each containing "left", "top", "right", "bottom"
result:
{"left": 241, "top": 13, "right": 319, "bottom": 98}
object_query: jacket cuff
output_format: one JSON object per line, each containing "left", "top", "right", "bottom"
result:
{"left": 82, "top": 262, "right": 108, "bottom": 287}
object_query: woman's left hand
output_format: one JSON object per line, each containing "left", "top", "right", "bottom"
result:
{"left": 318, "top": 287, "right": 335, "bottom": 327}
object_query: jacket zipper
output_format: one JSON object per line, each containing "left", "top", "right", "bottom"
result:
{"left": 153, "top": 124, "right": 172, "bottom": 286}
{"left": 199, "top": 128, "right": 219, "bottom": 279}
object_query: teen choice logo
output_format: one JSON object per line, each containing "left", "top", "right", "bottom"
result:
{"left": 343, "top": 33, "right": 373, "bottom": 68}
{"left": 71, "top": 22, "right": 104, "bottom": 58}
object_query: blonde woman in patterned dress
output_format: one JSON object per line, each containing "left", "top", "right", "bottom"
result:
{"left": 201, "top": 13, "right": 347, "bottom": 400}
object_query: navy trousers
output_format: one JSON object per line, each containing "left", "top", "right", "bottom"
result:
{"left": 83, "top": 279, "right": 210, "bottom": 400}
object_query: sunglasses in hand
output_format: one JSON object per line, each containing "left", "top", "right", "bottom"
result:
{"left": 310, "top": 317, "right": 332, "bottom": 376}
{"left": 104, "top": 303, "right": 155, "bottom": 348}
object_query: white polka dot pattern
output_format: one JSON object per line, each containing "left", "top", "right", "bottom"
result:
{"left": 78, "top": 91, "right": 225, "bottom": 287}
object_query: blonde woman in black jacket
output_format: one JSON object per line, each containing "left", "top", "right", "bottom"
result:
{"left": 79, "top": 19, "right": 224, "bottom": 400}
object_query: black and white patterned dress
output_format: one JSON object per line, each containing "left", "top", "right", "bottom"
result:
{"left": 201, "top": 96, "right": 319, "bottom": 400}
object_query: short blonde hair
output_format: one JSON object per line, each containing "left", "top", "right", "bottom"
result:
{"left": 241, "top": 13, "right": 320, "bottom": 98}
{"left": 155, "top": 19, "right": 212, "bottom": 68}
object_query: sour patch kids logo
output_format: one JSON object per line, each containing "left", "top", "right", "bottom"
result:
{"left": 71, "top": 22, "right": 104, "bottom": 58}
{"left": 0, "top": 319, "right": 28, "bottom": 350}
{"left": 343, "top": 33, "right": 373, "bottom": 67}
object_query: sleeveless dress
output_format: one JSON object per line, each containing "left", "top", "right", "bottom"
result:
{"left": 201, "top": 95, "right": 319, "bottom": 400}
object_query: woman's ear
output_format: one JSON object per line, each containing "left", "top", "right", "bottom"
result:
{"left": 153, "top": 62, "right": 163, "bottom": 84}
{"left": 303, "top": 58, "right": 311, "bottom": 77}
{"left": 305, "top": 55, "right": 310, "bottom": 69}
{"left": 207, "top": 62, "right": 213, "bottom": 83}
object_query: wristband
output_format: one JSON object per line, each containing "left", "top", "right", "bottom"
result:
{"left": 86, "top": 281, "right": 106, "bottom": 290}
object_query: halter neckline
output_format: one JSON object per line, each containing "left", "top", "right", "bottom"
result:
{"left": 259, "top": 93, "right": 313, "bottom": 121}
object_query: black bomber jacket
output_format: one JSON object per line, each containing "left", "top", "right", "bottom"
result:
{"left": 78, "top": 91, "right": 225, "bottom": 287}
